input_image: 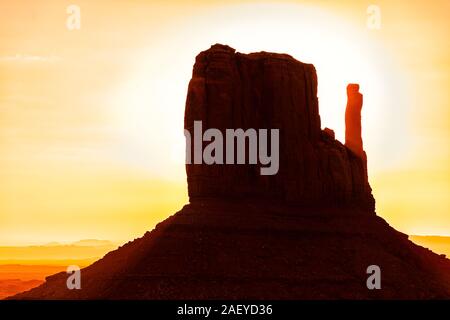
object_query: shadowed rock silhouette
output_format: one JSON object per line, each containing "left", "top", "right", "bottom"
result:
{"left": 185, "top": 44, "right": 374, "bottom": 210}
{"left": 10, "top": 44, "right": 450, "bottom": 299}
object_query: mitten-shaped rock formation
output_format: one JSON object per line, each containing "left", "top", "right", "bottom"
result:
{"left": 10, "top": 44, "right": 450, "bottom": 300}
{"left": 185, "top": 44, "right": 374, "bottom": 210}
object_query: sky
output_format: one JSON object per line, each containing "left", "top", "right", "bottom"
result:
{"left": 0, "top": 0, "right": 449, "bottom": 245}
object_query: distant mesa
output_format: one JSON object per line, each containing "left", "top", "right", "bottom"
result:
{"left": 42, "top": 240, "right": 114, "bottom": 247}
{"left": 10, "top": 44, "right": 450, "bottom": 299}
{"left": 70, "top": 240, "right": 115, "bottom": 247}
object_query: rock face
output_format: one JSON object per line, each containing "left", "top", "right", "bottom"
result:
{"left": 10, "top": 44, "right": 450, "bottom": 300}
{"left": 185, "top": 44, "right": 374, "bottom": 210}
{"left": 345, "top": 83, "right": 365, "bottom": 158}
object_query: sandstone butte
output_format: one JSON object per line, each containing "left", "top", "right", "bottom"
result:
{"left": 11, "top": 44, "right": 450, "bottom": 299}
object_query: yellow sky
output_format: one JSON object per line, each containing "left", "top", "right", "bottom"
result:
{"left": 0, "top": 0, "right": 449, "bottom": 245}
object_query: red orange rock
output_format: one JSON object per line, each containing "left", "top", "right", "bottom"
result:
{"left": 345, "top": 83, "right": 364, "bottom": 158}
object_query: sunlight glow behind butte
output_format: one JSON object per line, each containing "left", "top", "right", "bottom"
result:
{"left": 111, "top": 3, "right": 407, "bottom": 181}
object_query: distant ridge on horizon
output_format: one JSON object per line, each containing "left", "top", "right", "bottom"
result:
{"left": 1, "top": 235, "right": 448, "bottom": 265}
{"left": 0, "top": 239, "right": 118, "bottom": 266}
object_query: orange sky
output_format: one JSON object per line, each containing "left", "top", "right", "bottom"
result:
{"left": 0, "top": 0, "right": 449, "bottom": 245}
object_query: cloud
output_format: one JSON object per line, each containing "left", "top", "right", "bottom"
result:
{"left": 0, "top": 54, "right": 61, "bottom": 63}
